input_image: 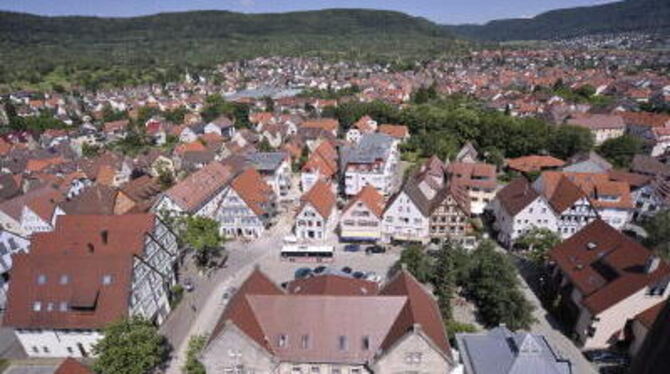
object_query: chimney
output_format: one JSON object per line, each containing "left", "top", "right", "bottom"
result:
{"left": 645, "top": 255, "right": 661, "bottom": 274}
{"left": 101, "top": 230, "right": 109, "bottom": 245}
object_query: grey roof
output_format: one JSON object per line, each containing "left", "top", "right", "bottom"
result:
{"left": 456, "top": 327, "right": 572, "bottom": 374}
{"left": 563, "top": 151, "right": 612, "bottom": 173}
{"left": 246, "top": 152, "right": 287, "bottom": 171}
{"left": 341, "top": 133, "right": 395, "bottom": 167}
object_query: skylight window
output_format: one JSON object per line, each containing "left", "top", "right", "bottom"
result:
{"left": 60, "top": 275, "right": 69, "bottom": 285}
{"left": 33, "top": 301, "right": 42, "bottom": 312}
{"left": 102, "top": 275, "right": 113, "bottom": 285}
{"left": 36, "top": 274, "right": 47, "bottom": 285}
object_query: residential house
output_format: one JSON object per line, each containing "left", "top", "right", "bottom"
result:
{"left": 506, "top": 155, "right": 566, "bottom": 174}
{"left": 302, "top": 119, "right": 339, "bottom": 137}
{"left": 547, "top": 220, "right": 670, "bottom": 350}
{"left": 429, "top": 182, "right": 473, "bottom": 245}
{"left": 382, "top": 178, "right": 431, "bottom": 244}
{"left": 201, "top": 268, "right": 455, "bottom": 373}
{"left": 216, "top": 168, "right": 276, "bottom": 239}
{"left": 301, "top": 140, "right": 338, "bottom": 193}
{"left": 246, "top": 152, "right": 292, "bottom": 198}
{"left": 532, "top": 173, "right": 599, "bottom": 239}
{"left": 114, "top": 176, "right": 163, "bottom": 215}
{"left": 446, "top": 162, "right": 497, "bottom": 215}
{"left": 205, "top": 116, "right": 236, "bottom": 138}
{"left": 346, "top": 115, "right": 378, "bottom": 143}
{"left": 563, "top": 151, "right": 613, "bottom": 174}
{"left": 0, "top": 185, "right": 66, "bottom": 236}
{"left": 492, "top": 178, "right": 558, "bottom": 248}
{"left": 0, "top": 230, "right": 30, "bottom": 308}
{"left": 54, "top": 358, "right": 93, "bottom": 374}
{"left": 628, "top": 303, "right": 663, "bottom": 357}
{"left": 629, "top": 300, "right": 670, "bottom": 374}
{"left": 377, "top": 124, "right": 410, "bottom": 143}
{"left": 295, "top": 181, "right": 336, "bottom": 241}
{"left": 567, "top": 114, "right": 625, "bottom": 146}
{"left": 341, "top": 133, "right": 399, "bottom": 197}
{"left": 153, "top": 162, "right": 235, "bottom": 219}
{"left": 3, "top": 214, "right": 178, "bottom": 357}
{"left": 339, "top": 184, "right": 385, "bottom": 242}
{"left": 621, "top": 111, "right": 670, "bottom": 157}
{"left": 456, "top": 326, "right": 573, "bottom": 374}
{"left": 455, "top": 142, "right": 479, "bottom": 163}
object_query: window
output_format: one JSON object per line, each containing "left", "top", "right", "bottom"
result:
{"left": 362, "top": 336, "right": 370, "bottom": 350}
{"left": 59, "top": 302, "right": 68, "bottom": 312}
{"left": 338, "top": 336, "right": 347, "bottom": 351}
{"left": 32, "top": 346, "right": 39, "bottom": 353}
{"left": 36, "top": 274, "right": 47, "bottom": 285}
{"left": 33, "top": 301, "right": 42, "bottom": 312}
{"left": 278, "top": 334, "right": 288, "bottom": 348}
{"left": 351, "top": 370, "right": 361, "bottom": 374}
{"left": 67, "top": 347, "right": 74, "bottom": 354}
{"left": 102, "top": 275, "right": 113, "bottom": 285}
{"left": 60, "top": 275, "right": 69, "bottom": 285}
{"left": 311, "top": 367, "right": 320, "bottom": 374}
{"left": 301, "top": 334, "right": 310, "bottom": 349}
{"left": 292, "top": 367, "right": 302, "bottom": 374}
{"left": 42, "top": 346, "right": 49, "bottom": 353}
{"left": 332, "top": 369, "right": 341, "bottom": 374}
{"left": 405, "top": 352, "right": 422, "bottom": 364}
{"left": 46, "top": 302, "right": 54, "bottom": 312}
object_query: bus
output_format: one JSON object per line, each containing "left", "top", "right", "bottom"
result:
{"left": 280, "top": 245, "right": 334, "bottom": 263}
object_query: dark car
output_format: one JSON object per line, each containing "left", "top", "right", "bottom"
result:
{"left": 294, "top": 267, "right": 313, "bottom": 279}
{"left": 344, "top": 244, "right": 361, "bottom": 252}
{"left": 584, "top": 350, "right": 629, "bottom": 366}
{"left": 366, "top": 245, "right": 386, "bottom": 254}
{"left": 341, "top": 266, "right": 353, "bottom": 274}
{"left": 352, "top": 271, "right": 366, "bottom": 279}
{"left": 314, "top": 265, "right": 328, "bottom": 274}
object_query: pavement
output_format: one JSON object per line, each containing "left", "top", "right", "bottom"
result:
{"left": 510, "top": 255, "right": 597, "bottom": 374}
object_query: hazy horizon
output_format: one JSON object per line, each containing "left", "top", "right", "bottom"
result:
{"left": 0, "top": 0, "right": 619, "bottom": 24}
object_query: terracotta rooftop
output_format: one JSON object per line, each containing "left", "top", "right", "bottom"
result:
{"left": 299, "top": 180, "right": 336, "bottom": 219}
{"left": 378, "top": 124, "right": 409, "bottom": 139}
{"left": 164, "top": 162, "right": 234, "bottom": 213}
{"left": 230, "top": 168, "right": 275, "bottom": 217}
{"left": 342, "top": 184, "right": 385, "bottom": 218}
{"left": 506, "top": 155, "right": 565, "bottom": 173}
{"left": 549, "top": 220, "right": 670, "bottom": 315}
{"left": 446, "top": 162, "right": 497, "bottom": 190}
{"left": 55, "top": 358, "right": 94, "bottom": 374}
{"left": 496, "top": 178, "right": 541, "bottom": 216}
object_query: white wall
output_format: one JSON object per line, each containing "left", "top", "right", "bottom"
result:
{"left": 16, "top": 329, "right": 103, "bottom": 358}
{"left": 382, "top": 192, "right": 429, "bottom": 244}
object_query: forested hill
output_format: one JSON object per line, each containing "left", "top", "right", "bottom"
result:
{"left": 446, "top": 0, "right": 670, "bottom": 41}
{"left": 0, "top": 9, "right": 461, "bottom": 90}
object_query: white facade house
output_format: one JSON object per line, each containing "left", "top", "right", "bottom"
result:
{"left": 295, "top": 181, "right": 336, "bottom": 242}
{"left": 492, "top": 178, "right": 559, "bottom": 248}
{"left": 382, "top": 180, "right": 431, "bottom": 244}
{"left": 4, "top": 214, "right": 179, "bottom": 358}
{"left": 339, "top": 184, "right": 385, "bottom": 242}
{"left": 0, "top": 186, "right": 66, "bottom": 237}
{"left": 216, "top": 168, "right": 276, "bottom": 239}
{"left": 341, "top": 133, "right": 399, "bottom": 197}
{"left": 246, "top": 152, "right": 292, "bottom": 198}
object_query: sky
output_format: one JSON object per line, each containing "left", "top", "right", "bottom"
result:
{"left": 0, "top": 0, "right": 619, "bottom": 24}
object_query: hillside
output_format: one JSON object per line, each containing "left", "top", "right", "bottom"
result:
{"left": 0, "top": 9, "right": 460, "bottom": 91}
{"left": 447, "top": 0, "right": 670, "bottom": 41}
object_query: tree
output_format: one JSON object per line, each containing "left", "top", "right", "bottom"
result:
{"left": 516, "top": 227, "right": 561, "bottom": 264}
{"left": 464, "top": 240, "right": 535, "bottom": 330}
{"left": 181, "top": 216, "right": 223, "bottom": 268}
{"left": 598, "top": 135, "right": 643, "bottom": 168}
{"left": 397, "top": 244, "right": 432, "bottom": 283}
{"left": 643, "top": 210, "right": 670, "bottom": 260}
{"left": 263, "top": 96, "right": 275, "bottom": 112}
{"left": 258, "top": 138, "right": 274, "bottom": 152}
{"left": 432, "top": 241, "right": 458, "bottom": 321}
{"left": 82, "top": 143, "right": 102, "bottom": 158}
{"left": 183, "top": 335, "right": 207, "bottom": 374}
{"left": 548, "top": 125, "right": 594, "bottom": 160}
{"left": 93, "top": 317, "right": 168, "bottom": 374}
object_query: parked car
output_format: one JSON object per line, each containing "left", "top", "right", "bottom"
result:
{"left": 366, "top": 245, "right": 386, "bottom": 254}
{"left": 365, "top": 272, "right": 382, "bottom": 283}
{"left": 344, "top": 244, "right": 361, "bottom": 252}
{"left": 352, "top": 271, "right": 366, "bottom": 279}
{"left": 182, "top": 277, "right": 194, "bottom": 292}
{"left": 294, "top": 267, "right": 313, "bottom": 279}
{"left": 314, "top": 265, "right": 328, "bottom": 274}
{"left": 341, "top": 266, "right": 353, "bottom": 274}
{"left": 584, "top": 350, "right": 629, "bottom": 366}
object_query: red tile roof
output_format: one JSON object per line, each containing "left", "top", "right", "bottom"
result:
{"left": 299, "top": 180, "right": 336, "bottom": 219}
{"left": 3, "top": 214, "right": 156, "bottom": 329}
{"left": 164, "top": 162, "right": 234, "bottom": 212}
{"left": 635, "top": 303, "right": 664, "bottom": 330}
{"left": 55, "top": 358, "right": 93, "bottom": 374}
{"left": 230, "top": 168, "right": 275, "bottom": 217}
{"left": 378, "top": 124, "right": 409, "bottom": 139}
{"left": 342, "top": 184, "right": 385, "bottom": 218}
{"left": 446, "top": 162, "right": 497, "bottom": 190}
{"left": 302, "top": 119, "right": 339, "bottom": 132}
{"left": 287, "top": 274, "right": 379, "bottom": 296}
{"left": 549, "top": 220, "right": 670, "bottom": 315}
{"left": 506, "top": 155, "right": 565, "bottom": 173}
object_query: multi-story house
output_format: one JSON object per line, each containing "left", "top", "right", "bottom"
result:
{"left": 547, "top": 220, "right": 670, "bottom": 350}
{"left": 345, "top": 115, "right": 377, "bottom": 144}
{"left": 153, "top": 161, "right": 235, "bottom": 219}
{"left": 535, "top": 171, "right": 633, "bottom": 231}
{"left": 456, "top": 326, "right": 573, "bottom": 374}
{"left": 201, "top": 268, "right": 455, "bottom": 373}
{"left": 632, "top": 177, "right": 670, "bottom": 221}
{"left": 382, "top": 178, "right": 431, "bottom": 244}
{"left": 339, "top": 184, "right": 385, "bottom": 242}
{"left": 567, "top": 114, "right": 626, "bottom": 146}
{"left": 0, "top": 185, "right": 66, "bottom": 237}
{"left": 3, "top": 214, "right": 178, "bottom": 358}
{"left": 216, "top": 168, "right": 276, "bottom": 239}
{"left": 446, "top": 162, "right": 497, "bottom": 215}
{"left": 492, "top": 178, "right": 559, "bottom": 248}
{"left": 429, "top": 181, "right": 473, "bottom": 245}
{"left": 301, "top": 140, "right": 338, "bottom": 193}
{"left": 0, "top": 230, "right": 30, "bottom": 308}
{"left": 341, "top": 133, "right": 399, "bottom": 197}
{"left": 246, "top": 152, "right": 292, "bottom": 198}
{"left": 295, "top": 181, "right": 336, "bottom": 241}
{"left": 621, "top": 111, "right": 670, "bottom": 157}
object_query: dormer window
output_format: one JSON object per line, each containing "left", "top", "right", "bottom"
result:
{"left": 36, "top": 274, "right": 47, "bottom": 285}
{"left": 102, "top": 275, "right": 113, "bottom": 285}
{"left": 338, "top": 336, "right": 347, "bottom": 351}
{"left": 60, "top": 275, "right": 70, "bottom": 285}
{"left": 362, "top": 336, "right": 370, "bottom": 350}
{"left": 59, "top": 302, "right": 68, "bottom": 312}
{"left": 301, "top": 334, "right": 310, "bottom": 349}
{"left": 33, "top": 301, "right": 42, "bottom": 312}
{"left": 278, "top": 334, "right": 288, "bottom": 348}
